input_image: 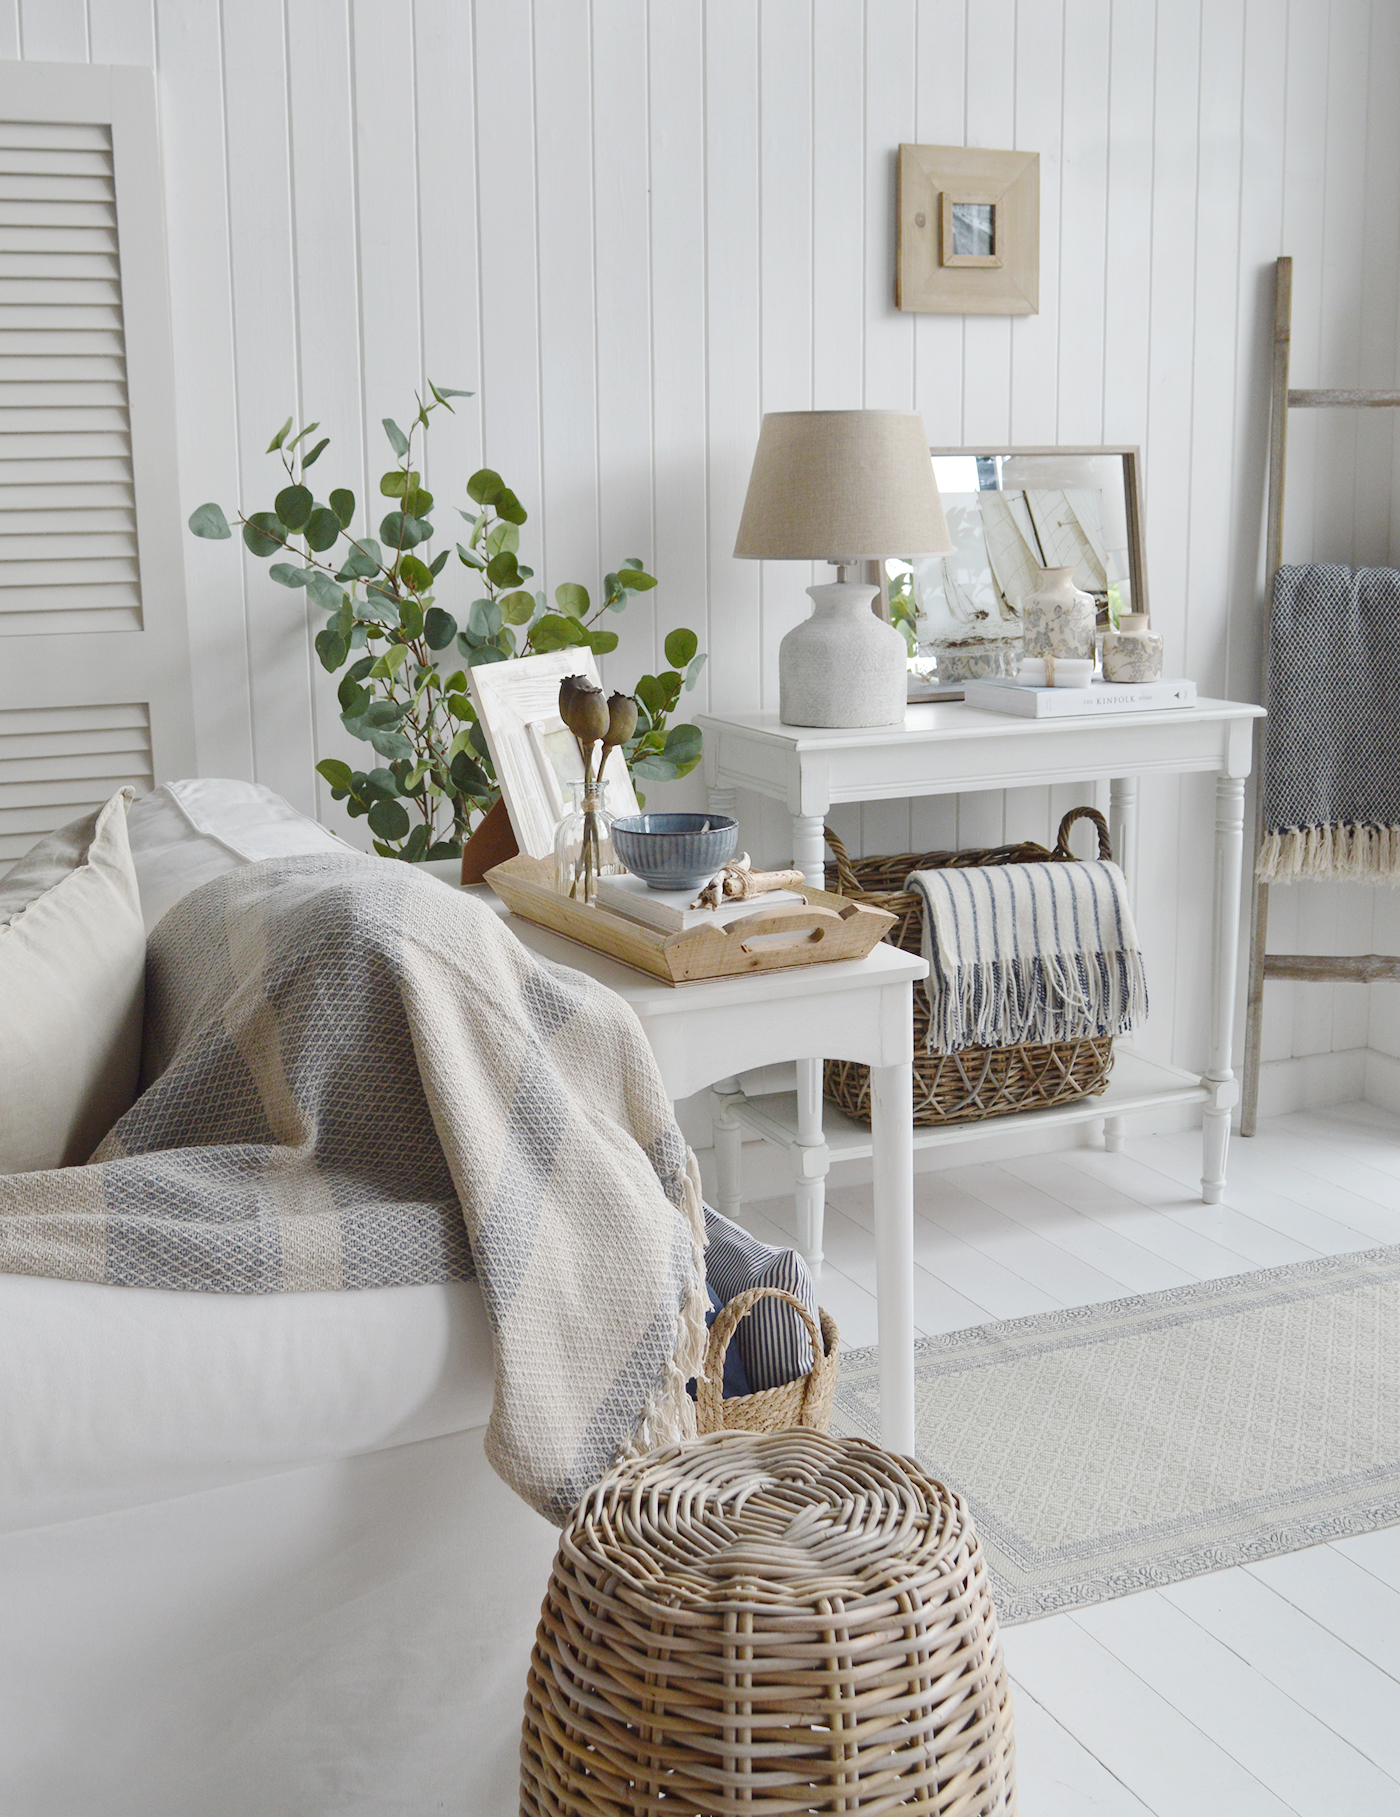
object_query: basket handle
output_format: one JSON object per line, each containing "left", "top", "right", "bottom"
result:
{"left": 1052, "top": 805, "right": 1113, "bottom": 862}
{"left": 696, "top": 1285, "right": 827, "bottom": 1432}
{"left": 821, "top": 825, "right": 864, "bottom": 896}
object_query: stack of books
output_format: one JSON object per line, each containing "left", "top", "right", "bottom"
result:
{"left": 963, "top": 677, "right": 1197, "bottom": 718}
{"left": 596, "top": 872, "right": 806, "bottom": 933}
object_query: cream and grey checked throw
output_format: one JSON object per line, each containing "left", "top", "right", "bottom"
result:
{"left": 0, "top": 853, "right": 708, "bottom": 1522}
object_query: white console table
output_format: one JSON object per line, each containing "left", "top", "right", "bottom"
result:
{"left": 699, "top": 697, "right": 1265, "bottom": 1264}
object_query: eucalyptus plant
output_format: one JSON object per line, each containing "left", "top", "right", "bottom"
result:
{"left": 188, "top": 384, "right": 706, "bottom": 861}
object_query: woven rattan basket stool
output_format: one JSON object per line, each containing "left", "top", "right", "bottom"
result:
{"left": 519, "top": 1429, "right": 1016, "bottom": 1816}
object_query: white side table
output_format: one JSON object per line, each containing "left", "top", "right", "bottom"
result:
{"left": 492, "top": 909, "right": 927, "bottom": 1456}
{"left": 699, "top": 696, "right": 1264, "bottom": 1250}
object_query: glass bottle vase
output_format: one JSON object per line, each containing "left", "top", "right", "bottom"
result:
{"left": 553, "top": 777, "right": 622, "bottom": 904}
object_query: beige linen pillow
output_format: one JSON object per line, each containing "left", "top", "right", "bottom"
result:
{"left": 0, "top": 789, "right": 146, "bottom": 1172}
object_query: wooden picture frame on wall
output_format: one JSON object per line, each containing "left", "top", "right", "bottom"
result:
{"left": 897, "top": 145, "right": 1039, "bottom": 315}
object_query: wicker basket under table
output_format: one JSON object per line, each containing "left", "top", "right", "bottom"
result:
{"left": 823, "top": 806, "right": 1117, "bottom": 1128}
{"left": 520, "top": 1429, "right": 1017, "bottom": 1816}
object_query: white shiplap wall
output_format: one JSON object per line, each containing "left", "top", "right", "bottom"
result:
{"left": 5, "top": 0, "right": 1400, "bottom": 1097}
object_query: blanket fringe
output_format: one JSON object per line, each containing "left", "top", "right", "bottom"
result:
{"left": 1257, "top": 823, "right": 1400, "bottom": 887}
{"left": 623, "top": 1146, "right": 709, "bottom": 1461}
{"left": 925, "top": 949, "right": 1150, "bottom": 1055}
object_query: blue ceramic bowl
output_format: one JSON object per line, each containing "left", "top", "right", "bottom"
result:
{"left": 611, "top": 812, "right": 739, "bottom": 892}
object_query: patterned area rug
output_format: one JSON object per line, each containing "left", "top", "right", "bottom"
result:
{"left": 831, "top": 1246, "right": 1400, "bottom": 1624}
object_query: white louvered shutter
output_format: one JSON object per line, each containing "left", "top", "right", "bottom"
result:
{"left": 0, "top": 62, "right": 193, "bottom": 861}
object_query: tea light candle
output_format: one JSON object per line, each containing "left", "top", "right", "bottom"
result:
{"left": 1050, "top": 658, "right": 1094, "bottom": 689}
{"left": 1017, "top": 656, "right": 1048, "bottom": 687}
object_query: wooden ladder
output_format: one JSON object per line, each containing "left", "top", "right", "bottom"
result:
{"left": 1240, "top": 255, "right": 1400, "bottom": 1136}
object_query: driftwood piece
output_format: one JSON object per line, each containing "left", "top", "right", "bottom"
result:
{"left": 690, "top": 854, "right": 807, "bottom": 910}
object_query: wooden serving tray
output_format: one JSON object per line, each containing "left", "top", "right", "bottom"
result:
{"left": 486, "top": 855, "right": 896, "bottom": 985}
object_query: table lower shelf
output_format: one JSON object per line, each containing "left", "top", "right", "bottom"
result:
{"left": 724, "top": 1049, "right": 1208, "bottom": 1160}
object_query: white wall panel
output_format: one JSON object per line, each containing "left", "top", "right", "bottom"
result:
{"left": 8, "top": 0, "right": 1400, "bottom": 1089}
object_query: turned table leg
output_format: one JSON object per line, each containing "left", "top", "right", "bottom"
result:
{"left": 1202, "top": 773, "right": 1245, "bottom": 1203}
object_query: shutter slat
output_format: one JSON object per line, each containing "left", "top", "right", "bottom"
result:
{"left": 0, "top": 225, "right": 119, "bottom": 253}
{"left": 0, "top": 431, "right": 130, "bottom": 457}
{"left": 0, "top": 123, "right": 111, "bottom": 151}
{"left": 0, "top": 251, "right": 120, "bottom": 279}
{"left": 0, "top": 531, "right": 136, "bottom": 560}
{"left": 0, "top": 304, "right": 123, "bottom": 330}
{"left": 0, "top": 353, "right": 126, "bottom": 380}
{"left": 0, "top": 174, "right": 115, "bottom": 202}
{"left": 0, "top": 556, "right": 140, "bottom": 586}
{"left": 0, "top": 279, "right": 122, "bottom": 304}
{"left": 0, "top": 148, "right": 112, "bottom": 176}
{"left": 0, "top": 381, "right": 129, "bottom": 408}
{"left": 0, "top": 330, "right": 125, "bottom": 355}
{"left": 0, "top": 703, "right": 149, "bottom": 734}
{"left": 0, "top": 480, "right": 133, "bottom": 507}
{"left": 0, "top": 199, "right": 115, "bottom": 227}
{"left": 0, "top": 582, "right": 142, "bottom": 611}
{"left": 0, "top": 507, "right": 134, "bottom": 533}
{"left": 0, "top": 458, "right": 133, "bottom": 484}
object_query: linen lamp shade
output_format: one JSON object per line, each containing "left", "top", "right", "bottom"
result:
{"left": 732, "top": 409, "right": 950, "bottom": 727}
{"left": 733, "top": 410, "right": 951, "bottom": 561}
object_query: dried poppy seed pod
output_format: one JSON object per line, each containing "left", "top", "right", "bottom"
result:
{"left": 605, "top": 692, "right": 638, "bottom": 748}
{"left": 559, "top": 676, "right": 610, "bottom": 744}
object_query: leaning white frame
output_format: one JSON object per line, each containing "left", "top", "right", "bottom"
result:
{"left": 467, "top": 649, "right": 641, "bottom": 859}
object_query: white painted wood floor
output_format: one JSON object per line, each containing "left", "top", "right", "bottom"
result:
{"left": 730, "top": 1101, "right": 1400, "bottom": 1816}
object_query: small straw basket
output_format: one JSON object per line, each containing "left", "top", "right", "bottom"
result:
{"left": 695, "top": 1286, "right": 839, "bottom": 1436}
{"left": 823, "top": 805, "right": 1117, "bottom": 1127}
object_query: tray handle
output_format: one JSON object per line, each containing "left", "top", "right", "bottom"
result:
{"left": 728, "top": 903, "right": 844, "bottom": 954}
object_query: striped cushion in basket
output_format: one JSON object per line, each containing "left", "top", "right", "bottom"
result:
{"left": 703, "top": 1206, "right": 817, "bottom": 1391}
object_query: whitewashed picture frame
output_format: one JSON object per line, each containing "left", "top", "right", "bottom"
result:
{"left": 467, "top": 649, "right": 640, "bottom": 859}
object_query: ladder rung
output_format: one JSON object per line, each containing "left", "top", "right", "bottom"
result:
{"left": 1262, "top": 953, "right": 1400, "bottom": 983}
{"left": 1287, "top": 388, "right": 1400, "bottom": 409}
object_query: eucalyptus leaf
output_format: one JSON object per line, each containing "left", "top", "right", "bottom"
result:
{"left": 429, "top": 381, "right": 473, "bottom": 401}
{"left": 485, "top": 550, "right": 521, "bottom": 588}
{"left": 306, "top": 571, "right": 346, "bottom": 612}
{"left": 403, "top": 486, "right": 434, "bottom": 518}
{"left": 449, "top": 749, "right": 491, "bottom": 794}
{"left": 468, "top": 597, "right": 503, "bottom": 640}
{"left": 368, "top": 796, "right": 411, "bottom": 841}
{"left": 399, "top": 553, "right": 434, "bottom": 593}
{"left": 267, "top": 416, "right": 293, "bottom": 453}
{"left": 383, "top": 417, "right": 410, "bottom": 457}
{"left": 584, "top": 627, "right": 619, "bottom": 654}
{"left": 429, "top": 548, "right": 450, "bottom": 577}
{"left": 398, "top": 597, "right": 425, "bottom": 639}
{"left": 662, "top": 723, "right": 702, "bottom": 768}
{"left": 269, "top": 562, "right": 310, "bottom": 588}
{"left": 664, "top": 627, "right": 698, "bottom": 669}
{"left": 684, "top": 649, "right": 708, "bottom": 690}
{"left": 424, "top": 606, "right": 458, "bottom": 649}
{"left": 275, "top": 484, "right": 313, "bottom": 532}
{"left": 316, "top": 758, "right": 355, "bottom": 796}
{"left": 380, "top": 470, "right": 416, "bottom": 498}
{"left": 315, "top": 625, "right": 349, "bottom": 671}
{"left": 621, "top": 565, "right": 658, "bottom": 592}
{"left": 494, "top": 487, "right": 527, "bottom": 525}
{"left": 337, "top": 539, "right": 381, "bottom": 580}
{"left": 329, "top": 488, "right": 355, "bottom": 528}
{"left": 467, "top": 467, "right": 504, "bottom": 507}
{"left": 304, "top": 506, "right": 342, "bottom": 553}
{"left": 188, "top": 501, "right": 231, "bottom": 539}
{"left": 464, "top": 644, "right": 507, "bottom": 667}
{"left": 497, "top": 590, "right": 534, "bottom": 625}
{"left": 555, "top": 581, "right": 589, "bottom": 618}
{"left": 456, "top": 543, "right": 485, "bottom": 570}
{"left": 243, "top": 512, "right": 289, "bottom": 558}
{"left": 369, "top": 642, "right": 410, "bottom": 680}
{"left": 526, "top": 613, "right": 583, "bottom": 654}
{"left": 285, "top": 422, "right": 321, "bottom": 452}
{"left": 301, "top": 437, "right": 330, "bottom": 469}
{"left": 403, "top": 823, "right": 431, "bottom": 862}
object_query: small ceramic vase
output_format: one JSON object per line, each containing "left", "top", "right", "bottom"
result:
{"left": 1020, "top": 566, "right": 1096, "bottom": 663}
{"left": 1102, "top": 613, "right": 1165, "bottom": 682}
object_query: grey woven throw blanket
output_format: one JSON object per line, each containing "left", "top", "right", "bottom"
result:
{"left": 1258, "top": 564, "right": 1400, "bottom": 884}
{"left": 0, "top": 853, "right": 707, "bottom": 1522}
{"left": 907, "top": 858, "right": 1148, "bottom": 1053}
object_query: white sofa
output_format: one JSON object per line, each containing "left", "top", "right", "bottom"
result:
{"left": 0, "top": 783, "right": 559, "bottom": 1816}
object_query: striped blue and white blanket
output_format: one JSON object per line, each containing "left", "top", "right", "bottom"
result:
{"left": 907, "top": 858, "right": 1148, "bottom": 1053}
{"left": 0, "top": 853, "right": 708, "bottom": 1523}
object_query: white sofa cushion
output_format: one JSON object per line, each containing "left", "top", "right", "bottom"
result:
{"left": 0, "top": 789, "right": 146, "bottom": 1172}
{"left": 126, "top": 777, "right": 355, "bottom": 932}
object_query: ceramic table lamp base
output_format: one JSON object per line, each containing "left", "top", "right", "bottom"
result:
{"left": 779, "top": 580, "right": 907, "bottom": 728}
